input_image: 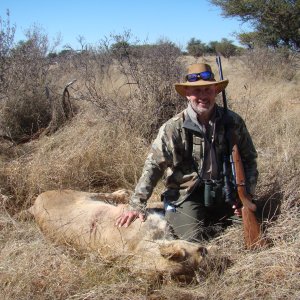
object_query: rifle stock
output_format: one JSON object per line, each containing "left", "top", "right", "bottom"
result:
{"left": 232, "top": 144, "right": 266, "bottom": 249}
{"left": 216, "top": 55, "right": 266, "bottom": 249}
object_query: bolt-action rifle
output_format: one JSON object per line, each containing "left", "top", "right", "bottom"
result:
{"left": 216, "top": 56, "right": 265, "bottom": 249}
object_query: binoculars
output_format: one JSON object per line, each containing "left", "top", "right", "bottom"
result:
{"left": 204, "top": 180, "right": 224, "bottom": 207}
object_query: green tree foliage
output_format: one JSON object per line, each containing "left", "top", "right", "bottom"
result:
{"left": 238, "top": 32, "right": 261, "bottom": 49}
{"left": 206, "top": 41, "right": 219, "bottom": 54}
{"left": 210, "top": 0, "right": 300, "bottom": 50}
{"left": 215, "top": 38, "right": 238, "bottom": 58}
{"left": 57, "top": 49, "right": 75, "bottom": 57}
{"left": 187, "top": 38, "right": 207, "bottom": 57}
{"left": 186, "top": 38, "right": 238, "bottom": 58}
{"left": 110, "top": 40, "right": 131, "bottom": 59}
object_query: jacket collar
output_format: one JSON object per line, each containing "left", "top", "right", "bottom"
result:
{"left": 183, "top": 104, "right": 223, "bottom": 134}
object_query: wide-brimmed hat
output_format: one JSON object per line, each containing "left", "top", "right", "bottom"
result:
{"left": 175, "top": 63, "right": 229, "bottom": 97}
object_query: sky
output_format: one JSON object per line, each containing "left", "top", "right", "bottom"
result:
{"left": 0, "top": 0, "right": 251, "bottom": 51}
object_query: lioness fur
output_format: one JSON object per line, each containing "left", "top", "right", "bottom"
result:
{"left": 30, "top": 189, "right": 208, "bottom": 276}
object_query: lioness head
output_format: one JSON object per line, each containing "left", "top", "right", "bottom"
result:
{"left": 157, "top": 240, "right": 208, "bottom": 276}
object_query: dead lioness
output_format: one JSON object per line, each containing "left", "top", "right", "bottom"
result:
{"left": 30, "top": 189, "right": 208, "bottom": 276}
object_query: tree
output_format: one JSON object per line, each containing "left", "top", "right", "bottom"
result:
{"left": 215, "top": 38, "right": 238, "bottom": 58}
{"left": 187, "top": 38, "right": 207, "bottom": 57}
{"left": 238, "top": 32, "right": 261, "bottom": 49}
{"left": 110, "top": 40, "right": 131, "bottom": 59}
{"left": 207, "top": 40, "right": 219, "bottom": 54}
{"left": 210, "top": 0, "right": 300, "bottom": 50}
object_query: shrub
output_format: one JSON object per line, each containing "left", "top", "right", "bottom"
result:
{"left": 67, "top": 31, "right": 186, "bottom": 141}
{"left": 238, "top": 47, "right": 298, "bottom": 81}
{"left": 0, "top": 10, "right": 16, "bottom": 95}
{"left": 0, "top": 24, "right": 67, "bottom": 143}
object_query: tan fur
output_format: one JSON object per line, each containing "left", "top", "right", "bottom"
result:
{"left": 30, "top": 189, "right": 207, "bottom": 276}
{"left": 92, "top": 189, "right": 132, "bottom": 204}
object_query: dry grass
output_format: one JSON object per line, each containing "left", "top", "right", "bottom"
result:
{"left": 1, "top": 54, "right": 299, "bottom": 299}
{"left": 0, "top": 211, "right": 161, "bottom": 299}
{"left": 2, "top": 107, "right": 148, "bottom": 210}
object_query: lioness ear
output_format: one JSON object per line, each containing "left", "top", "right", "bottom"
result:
{"left": 159, "top": 244, "right": 186, "bottom": 261}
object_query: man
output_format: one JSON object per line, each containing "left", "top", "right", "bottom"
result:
{"left": 116, "top": 63, "right": 258, "bottom": 242}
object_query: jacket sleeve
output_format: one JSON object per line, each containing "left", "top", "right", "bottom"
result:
{"left": 129, "top": 123, "right": 174, "bottom": 212}
{"left": 235, "top": 118, "right": 259, "bottom": 195}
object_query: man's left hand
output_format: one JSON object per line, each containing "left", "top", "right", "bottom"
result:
{"left": 232, "top": 204, "right": 242, "bottom": 217}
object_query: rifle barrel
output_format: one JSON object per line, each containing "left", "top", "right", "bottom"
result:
{"left": 216, "top": 56, "right": 228, "bottom": 111}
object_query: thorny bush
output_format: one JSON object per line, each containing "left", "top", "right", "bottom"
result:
{"left": 0, "top": 21, "right": 67, "bottom": 143}
{"left": 67, "top": 31, "right": 187, "bottom": 141}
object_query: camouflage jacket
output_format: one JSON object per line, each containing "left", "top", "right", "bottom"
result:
{"left": 129, "top": 104, "right": 258, "bottom": 212}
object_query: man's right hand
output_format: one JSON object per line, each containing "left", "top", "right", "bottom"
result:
{"left": 115, "top": 210, "right": 146, "bottom": 228}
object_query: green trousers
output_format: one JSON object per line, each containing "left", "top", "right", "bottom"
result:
{"left": 164, "top": 185, "right": 234, "bottom": 242}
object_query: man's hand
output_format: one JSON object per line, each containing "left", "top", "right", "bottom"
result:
{"left": 115, "top": 210, "right": 146, "bottom": 228}
{"left": 232, "top": 204, "right": 242, "bottom": 217}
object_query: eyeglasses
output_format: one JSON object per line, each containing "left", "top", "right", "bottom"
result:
{"left": 185, "top": 71, "right": 214, "bottom": 82}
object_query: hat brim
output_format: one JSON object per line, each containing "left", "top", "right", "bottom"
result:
{"left": 175, "top": 79, "right": 229, "bottom": 97}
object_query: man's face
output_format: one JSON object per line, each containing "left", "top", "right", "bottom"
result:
{"left": 185, "top": 85, "right": 217, "bottom": 116}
